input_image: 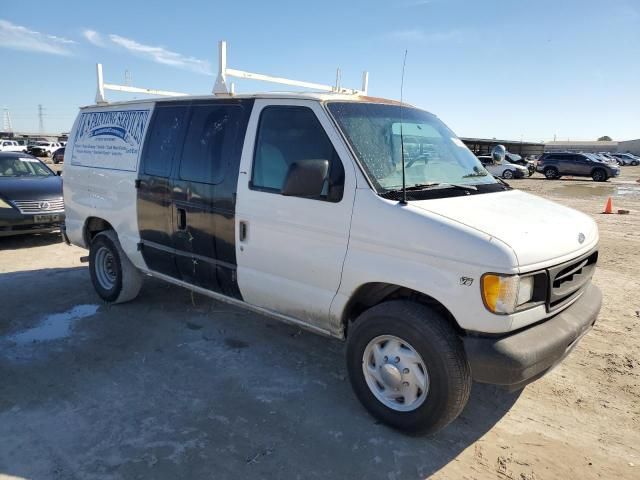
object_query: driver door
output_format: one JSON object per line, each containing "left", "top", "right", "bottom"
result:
{"left": 235, "top": 100, "right": 356, "bottom": 332}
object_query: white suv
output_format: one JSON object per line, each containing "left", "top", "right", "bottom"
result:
{"left": 63, "top": 92, "right": 601, "bottom": 434}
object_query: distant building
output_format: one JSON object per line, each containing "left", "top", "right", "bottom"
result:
{"left": 543, "top": 140, "right": 618, "bottom": 153}
{"left": 617, "top": 139, "right": 640, "bottom": 156}
{"left": 0, "top": 130, "right": 68, "bottom": 143}
{"left": 461, "top": 137, "right": 544, "bottom": 158}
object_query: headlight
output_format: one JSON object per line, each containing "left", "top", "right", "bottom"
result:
{"left": 0, "top": 198, "right": 15, "bottom": 209}
{"left": 481, "top": 274, "right": 535, "bottom": 314}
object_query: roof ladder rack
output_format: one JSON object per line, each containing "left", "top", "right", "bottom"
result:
{"left": 95, "top": 64, "right": 188, "bottom": 104}
{"left": 93, "top": 40, "right": 369, "bottom": 103}
{"left": 212, "top": 40, "right": 369, "bottom": 97}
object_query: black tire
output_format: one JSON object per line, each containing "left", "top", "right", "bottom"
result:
{"left": 502, "top": 169, "right": 514, "bottom": 180}
{"left": 346, "top": 300, "right": 471, "bottom": 434}
{"left": 89, "top": 230, "right": 143, "bottom": 303}
{"left": 544, "top": 167, "right": 559, "bottom": 179}
{"left": 591, "top": 168, "right": 607, "bottom": 182}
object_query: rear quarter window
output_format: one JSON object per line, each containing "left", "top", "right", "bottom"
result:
{"left": 141, "top": 106, "right": 187, "bottom": 177}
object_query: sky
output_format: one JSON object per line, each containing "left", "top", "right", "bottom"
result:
{"left": 0, "top": 0, "right": 638, "bottom": 142}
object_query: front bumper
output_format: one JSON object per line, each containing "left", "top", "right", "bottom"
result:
{"left": 0, "top": 211, "right": 65, "bottom": 237}
{"left": 462, "top": 283, "right": 601, "bottom": 390}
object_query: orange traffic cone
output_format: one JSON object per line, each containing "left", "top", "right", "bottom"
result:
{"left": 603, "top": 197, "right": 613, "bottom": 214}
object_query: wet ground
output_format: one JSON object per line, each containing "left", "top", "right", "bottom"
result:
{"left": 1, "top": 167, "right": 639, "bottom": 479}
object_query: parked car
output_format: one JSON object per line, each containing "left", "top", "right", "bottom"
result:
{"left": 611, "top": 153, "right": 639, "bottom": 166}
{"left": 0, "top": 140, "right": 27, "bottom": 153}
{"left": 596, "top": 152, "right": 621, "bottom": 165}
{"left": 536, "top": 152, "right": 619, "bottom": 181}
{"left": 477, "top": 154, "right": 529, "bottom": 179}
{"left": 0, "top": 152, "right": 65, "bottom": 236}
{"left": 64, "top": 88, "right": 601, "bottom": 434}
{"left": 504, "top": 152, "right": 535, "bottom": 176}
{"left": 52, "top": 147, "right": 65, "bottom": 164}
{"left": 27, "top": 141, "right": 62, "bottom": 157}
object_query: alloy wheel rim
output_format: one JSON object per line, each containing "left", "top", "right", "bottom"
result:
{"left": 362, "top": 335, "right": 429, "bottom": 412}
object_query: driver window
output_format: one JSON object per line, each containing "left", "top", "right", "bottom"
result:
{"left": 251, "top": 106, "right": 344, "bottom": 202}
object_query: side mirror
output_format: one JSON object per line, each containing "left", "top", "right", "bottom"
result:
{"left": 491, "top": 144, "right": 506, "bottom": 163}
{"left": 281, "top": 159, "right": 329, "bottom": 198}
{"left": 56, "top": 170, "right": 62, "bottom": 176}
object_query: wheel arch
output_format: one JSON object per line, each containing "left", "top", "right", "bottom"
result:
{"left": 83, "top": 216, "right": 114, "bottom": 246}
{"left": 341, "top": 282, "right": 463, "bottom": 338}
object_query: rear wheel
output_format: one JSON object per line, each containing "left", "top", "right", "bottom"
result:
{"left": 591, "top": 168, "right": 607, "bottom": 182}
{"left": 346, "top": 301, "right": 471, "bottom": 434}
{"left": 544, "top": 167, "right": 559, "bottom": 179}
{"left": 89, "top": 230, "right": 142, "bottom": 303}
{"left": 502, "top": 169, "right": 514, "bottom": 180}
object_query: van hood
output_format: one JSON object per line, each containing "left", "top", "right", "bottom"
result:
{"left": 410, "top": 189, "right": 597, "bottom": 269}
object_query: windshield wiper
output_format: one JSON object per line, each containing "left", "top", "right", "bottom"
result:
{"left": 385, "top": 182, "right": 477, "bottom": 194}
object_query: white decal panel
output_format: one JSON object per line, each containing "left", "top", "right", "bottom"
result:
{"left": 70, "top": 108, "right": 151, "bottom": 171}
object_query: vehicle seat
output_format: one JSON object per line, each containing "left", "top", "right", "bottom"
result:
{"left": 254, "top": 143, "right": 288, "bottom": 190}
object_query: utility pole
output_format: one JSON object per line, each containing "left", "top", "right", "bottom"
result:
{"left": 2, "top": 108, "right": 13, "bottom": 132}
{"left": 38, "top": 104, "right": 44, "bottom": 134}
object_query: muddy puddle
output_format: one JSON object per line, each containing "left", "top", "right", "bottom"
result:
{"left": 5, "top": 304, "right": 100, "bottom": 345}
{"left": 553, "top": 180, "right": 640, "bottom": 200}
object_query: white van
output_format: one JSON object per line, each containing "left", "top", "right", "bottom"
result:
{"left": 62, "top": 50, "right": 601, "bottom": 434}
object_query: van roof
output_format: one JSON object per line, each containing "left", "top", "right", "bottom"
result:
{"left": 80, "top": 92, "right": 410, "bottom": 109}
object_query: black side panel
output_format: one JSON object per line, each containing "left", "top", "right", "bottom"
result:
{"left": 137, "top": 103, "right": 189, "bottom": 278}
{"left": 172, "top": 99, "right": 253, "bottom": 299}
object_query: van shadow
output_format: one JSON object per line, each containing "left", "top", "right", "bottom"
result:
{"left": 0, "top": 269, "right": 520, "bottom": 479}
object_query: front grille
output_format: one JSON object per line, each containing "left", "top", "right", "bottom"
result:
{"left": 12, "top": 197, "right": 64, "bottom": 214}
{"left": 547, "top": 249, "right": 598, "bottom": 311}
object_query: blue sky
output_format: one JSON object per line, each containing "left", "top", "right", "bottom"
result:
{"left": 1, "top": 0, "right": 638, "bottom": 141}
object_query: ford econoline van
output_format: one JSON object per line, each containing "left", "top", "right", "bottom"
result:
{"left": 62, "top": 55, "right": 601, "bottom": 434}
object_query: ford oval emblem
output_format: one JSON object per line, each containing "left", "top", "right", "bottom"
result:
{"left": 578, "top": 232, "right": 585, "bottom": 244}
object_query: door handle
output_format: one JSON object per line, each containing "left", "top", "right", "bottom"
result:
{"left": 177, "top": 207, "right": 187, "bottom": 231}
{"left": 239, "top": 220, "right": 248, "bottom": 242}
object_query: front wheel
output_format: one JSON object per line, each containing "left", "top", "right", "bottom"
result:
{"left": 89, "top": 230, "right": 143, "bottom": 303}
{"left": 502, "top": 169, "right": 515, "bottom": 180}
{"left": 346, "top": 301, "right": 471, "bottom": 434}
{"left": 591, "top": 168, "right": 607, "bottom": 182}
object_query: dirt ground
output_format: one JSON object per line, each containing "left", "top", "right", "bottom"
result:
{"left": 0, "top": 167, "right": 638, "bottom": 480}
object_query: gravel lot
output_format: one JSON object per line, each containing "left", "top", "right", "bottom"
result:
{"left": 1, "top": 167, "right": 638, "bottom": 480}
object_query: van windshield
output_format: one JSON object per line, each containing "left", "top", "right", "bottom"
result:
{"left": 327, "top": 102, "right": 496, "bottom": 191}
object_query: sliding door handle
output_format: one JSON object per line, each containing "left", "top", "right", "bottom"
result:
{"left": 177, "top": 207, "right": 187, "bottom": 231}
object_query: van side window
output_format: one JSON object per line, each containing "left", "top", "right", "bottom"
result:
{"left": 251, "top": 106, "right": 344, "bottom": 202}
{"left": 179, "top": 104, "right": 242, "bottom": 184}
{"left": 142, "top": 106, "right": 187, "bottom": 177}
